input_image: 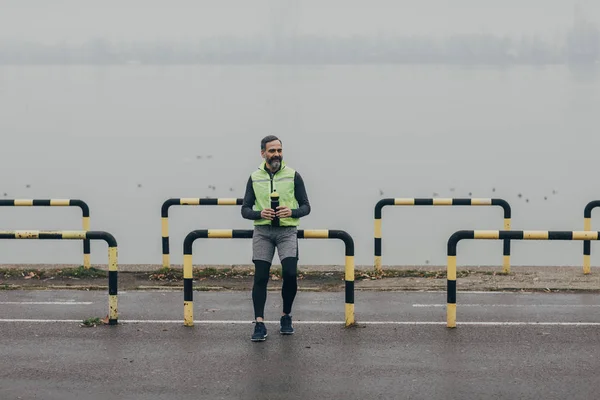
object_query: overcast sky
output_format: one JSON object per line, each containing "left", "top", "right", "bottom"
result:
{"left": 0, "top": 0, "right": 598, "bottom": 45}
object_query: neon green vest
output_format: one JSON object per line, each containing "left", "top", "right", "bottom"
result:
{"left": 251, "top": 161, "right": 300, "bottom": 226}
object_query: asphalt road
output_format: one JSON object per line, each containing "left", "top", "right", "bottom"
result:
{"left": 1, "top": 290, "right": 600, "bottom": 399}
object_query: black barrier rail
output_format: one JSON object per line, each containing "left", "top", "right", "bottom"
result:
{"left": 583, "top": 201, "right": 600, "bottom": 274}
{"left": 0, "top": 199, "right": 91, "bottom": 268}
{"left": 375, "top": 198, "right": 512, "bottom": 273}
{"left": 160, "top": 198, "right": 243, "bottom": 268}
{"left": 446, "top": 230, "right": 599, "bottom": 328}
{"left": 182, "top": 229, "right": 355, "bottom": 327}
{"left": 0, "top": 230, "right": 118, "bottom": 325}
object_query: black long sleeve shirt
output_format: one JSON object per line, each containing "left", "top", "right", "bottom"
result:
{"left": 241, "top": 171, "right": 311, "bottom": 220}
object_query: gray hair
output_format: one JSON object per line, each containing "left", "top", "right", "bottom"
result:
{"left": 260, "top": 135, "right": 282, "bottom": 150}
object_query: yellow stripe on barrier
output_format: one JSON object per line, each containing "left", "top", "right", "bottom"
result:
{"left": 15, "top": 230, "right": 39, "bottom": 239}
{"left": 183, "top": 255, "right": 193, "bottom": 278}
{"left": 184, "top": 302, "right": 193, "bottom": 327}
{"left": 447, "top": 303, "right": 456, "bottom": 328}
{"left": 345, "top": 303, "right": 355, "bottom": 326}
{"left": 180, "top": 198, "right": 200, "bottom": 205}
{"left": 161, "top": 218, "right": 169, "bottom": 237}
{"left": 584, "top": 255, "right": 591, "bottom": 275}
{"left": 447, "top": 256, "right": 457, "bottom": 280}
{"left": 345, "top": 256, "right": 355, "bottom": 281}
{"left": 374, "top": 219, "right": 382, "bottom": 238}
{"left": 109, "top": 295, "right": 118, "bottom": 322}
{"left": 62, "top": 231, "right": 86, "bottom": 240}
{"left": 374, "top": 256, "right": 382, "bottom": 272}
{"left": 574, "top": 231, "right": 598, "bottom": 240}
{"left": 14, "top": 199, "right": 33, "bottom": 206}
{"left": 50, "top": 199, "right": 70, "bottom": 206}
{"left": 503, "top": 256, "right": 510, "bottom": 274}
{"left": 108, "top": 247, "right": 118, "bottom": 271}
{"left": 217, "top": 198, "right": 238, "bottom": 205}
{"left": 394, "top": 198, "right": 415, "bottom": 205}
{"left": 433, "top": 198, "right": 452, "bottom": 205}
{"left": 471, "top": 198, "right": 492, "bottom": 205}
{"left": 208, "top": 230, "right": 233, "bottom": 238}
{"left": 303, "top": 230, "right": 329, "bottom": 238}
{"left": 474, "top": 231, "right": 500, "bottom": 239}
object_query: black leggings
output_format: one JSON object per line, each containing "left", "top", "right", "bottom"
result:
{"left": 252, "top": 257, "right": 298, "bottom": 319}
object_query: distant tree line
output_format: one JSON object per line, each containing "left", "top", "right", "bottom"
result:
{"left": 0, "top": 30, "right": 598, "bottom": 65}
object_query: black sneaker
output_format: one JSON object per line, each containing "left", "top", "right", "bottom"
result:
{"left": 251, "top": 322, "right": 267, "bottom": 342}
{"left": 280, "top": 314, "right": 294, "bottom": 335}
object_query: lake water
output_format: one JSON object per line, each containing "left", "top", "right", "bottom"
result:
{"left": 0, "top": 64, "right": 599, "bottom": 267}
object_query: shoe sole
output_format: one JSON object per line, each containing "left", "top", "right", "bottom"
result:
{"left": 251, "top": 333, "right": 268, "bottom": 342}
{"left": 279, "top": 329, "right": 294, "bottom": 335}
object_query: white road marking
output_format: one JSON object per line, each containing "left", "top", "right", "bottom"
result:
{"left": 0, "top": 302, "right": 93, "bottom": 305}
{"left": 423, "top": 291, "right": 531, "bottom": 294}
{"left": 413, "top": 304, "right": 600, "bottom": 307}
{"left": 0, "top": 319, "right": 600, "bottom": 326}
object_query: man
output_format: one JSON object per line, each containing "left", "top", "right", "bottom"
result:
{"left": 241, "top": 135, "right": 311, "bottom": 342}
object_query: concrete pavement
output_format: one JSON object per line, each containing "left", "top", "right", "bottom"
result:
{"left": 1, "top": 290, "right": 600, "bottom": 399}
{"left": 3, "top": 290, "right": 600, "bottom": 323}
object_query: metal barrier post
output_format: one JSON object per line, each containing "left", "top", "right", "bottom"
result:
{"left": 299, "top": 230, "right": 355, "bottom": 327}
{"left": 161, "top": 198, "right": 242, "bottom": 268}
{"left": 0, "top": 230, "right": 118, "bottom": 324}
{"left": 375, "top": 198, "right": 512, "bottom": 273}
{"left": 583, "top": 201, "right": 600, "bottom": 274}
{"left": 182, "top": 229, "right": 356, "bottom": 327}
{"left": 0, "top": 199, "right": 91, "bottom": 268}
{"left": 447, "top": 230, "right": 599, "bottom": 328}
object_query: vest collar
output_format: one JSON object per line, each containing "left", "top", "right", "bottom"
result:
{"left": 258, "top": 160, "right": 286, "bottom": 174}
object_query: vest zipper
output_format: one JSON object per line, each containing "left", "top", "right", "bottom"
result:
{"left": 264, "top": 163, "right": 284, "bottom": 193}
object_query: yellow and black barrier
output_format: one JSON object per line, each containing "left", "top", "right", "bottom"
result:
{"left": 583, "top": 200, "right": 600, "bottom": 274}
{"left": 182, "top": 229, "right": 355, "bottom": 327}
{"left": 374, "top": 198, "right": 512, "bottom": 273}
{"left": 0, "top": 199, "right": 91, "bottom": 268}
{"left": 0, "top": 230, "right": 118, "bottom": 325}
{"left": 161, "top": 198, "right": 243, "bottom": 268}
{"left": 446, "top": 230, "right": 599, "bottom": 328}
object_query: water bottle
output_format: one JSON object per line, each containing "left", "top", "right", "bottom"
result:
{"left": 270, "top": 192, "right": 280, "bottom": 227}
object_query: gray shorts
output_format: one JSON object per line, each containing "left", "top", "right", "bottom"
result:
{"left": 252, "top": 225, "right": 299, "bottom": 263}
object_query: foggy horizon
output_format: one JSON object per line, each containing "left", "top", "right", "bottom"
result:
{"left": 1, "top": 0, "right": 599, "bottom": 65}
{"left": 1, "top": 1, "right": 599, "bottom": 40}
{"left": 0, "top": 0, "right": 599, "bottom": 267}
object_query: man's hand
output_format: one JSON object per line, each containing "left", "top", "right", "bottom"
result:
{"left": 261, "top": 208, "right": 275, "bottom": 220}
{"left": 275, "top": 206, "right": 292, "bottom": 218}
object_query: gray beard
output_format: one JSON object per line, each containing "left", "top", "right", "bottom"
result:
{"left": 269, "top": 159, "right": 281, "bottom": 170}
